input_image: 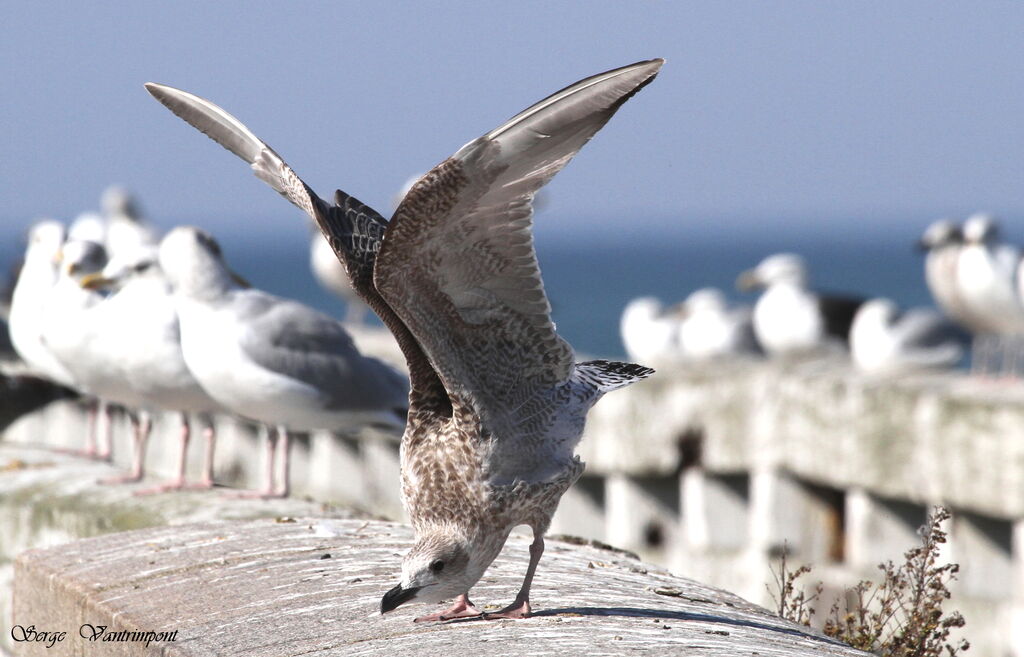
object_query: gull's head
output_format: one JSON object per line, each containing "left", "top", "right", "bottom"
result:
{"left": 84, "top": 246, "right": 161, "bottom": 291}
{"left": 737, "top": 253, "right": 807, "bottom": 291}
{"left": 381, "top": 527, "right": 481, "bottom": 614}
{"left": 101, "top": 185, "right": 141, "bottom": 221}
{"left": 855, "top": 298, "right": 898, "bottom": 327}
{"left": 680, "top": 288, "right": 727, "bottom": 316}
{"left": 962, "top": 213, "right": 1000, "bottom": 245}
{"left": 621, "top": 297, "right": 664, "bottom": 323}
{"left": 58, "top": 240, "right": 107, "bottom": 284}
{"left": 26, "top": 220, "right": 66, "bottom": 264}
{"left": 158, "top": 226, "right": 247, "bottom": 297}
{"left": 917, "top": 219, "right": 962, "bottom": 252}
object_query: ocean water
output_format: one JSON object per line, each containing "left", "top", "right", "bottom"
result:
{"left": 0, "top": 219, "right": 935, "bottom": 360}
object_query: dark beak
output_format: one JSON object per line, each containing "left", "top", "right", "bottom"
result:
{"left": 380, "top": 583, "right": 421, "bottom": 614}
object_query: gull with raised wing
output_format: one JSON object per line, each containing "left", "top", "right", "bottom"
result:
{"left": 145, "top": 58, "right": 661, "bottom": 620}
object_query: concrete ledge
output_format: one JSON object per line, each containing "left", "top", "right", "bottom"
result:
{"left": 12, "top": 518, "right": 868, "bottom": 656}
{"left": 582, "top": 356, "right": 1024, "bottom": 519}
{"left": 0, "top": 443, "right": 361, "bottom": 655}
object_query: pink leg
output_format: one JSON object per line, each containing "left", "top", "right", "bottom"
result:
{"left": 224, "top": 424, "right": 282, "bottom": 499}
{"left": 413, "top": 594, "right": 482, "bottom": 623}
{"left": 186, "top": 418, "right": 216, "bottom": 489}
{"left": 99, "top": 412, "right": 150, "bottom": 485}
{"left": 55, "top": 400, "right": 97, "bottom": 457}
{"left": 134, "top": 412, "right": 191, "bottom": 495}
{"left": 81, "top": 401, "right": 98, "bottom": 457}
{"left": 96, "top": 401, "right": 113, "bottom": 461}
{"left": 274, "top": 426, "right": 290, "bottom": 497}
{"left": 483, "top": 534, "right": 544, "bottom": 620}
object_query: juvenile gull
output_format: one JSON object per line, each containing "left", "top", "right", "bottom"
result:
{"left": 157, "top": 226, "right": 409, "bottom": 497}
{"left": 738, "top": 253, "right": 863, "bottom": 357}
{"left": 849, "top": 298, "right": 968, "bottom": 373}
{"left": 145, "top": 57, "right": 661, "bottom": 619}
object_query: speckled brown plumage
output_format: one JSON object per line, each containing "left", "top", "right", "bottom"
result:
{"left": 144, "top": 58, "right": 663, "bottom": 618}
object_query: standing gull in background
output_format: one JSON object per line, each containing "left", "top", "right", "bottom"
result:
{"left": 38, "top": 240, "right": 127, "bottom": 460}
{"left": 157, "top": 227, "right": 408, "bottom": 498}
{"left": 676, "top": 288, "right": 759, "bottom": 361}
{"left": 10, "top": 221, "right": 77, "bottom": 388}
{"left": 956, "top": 214, "right": 1024, "bottom": 335}
{"left": 849, "top": 298, "right": 968, "bottom": 374}
{"left": 80, "top": 245, "right": 224, "bottom": 492}
{"left": 146, "top": 57, "right": 661, "bottom": 620}
{"left": 738, "top": 253, "right": 864, "bottom": 358}
{"left": 917, "top": 219, "right": 977, "bottom": 331}
{"left": 102, "top": 185, "right": 159, "bottom": 258}
{"left": 956, "top": 214, "right": 1024, "bottom": 376}
{"left": 619, "top": 297, "right": 682, "bottom": 364}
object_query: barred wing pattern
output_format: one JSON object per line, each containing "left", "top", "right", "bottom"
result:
{"left": 375, "top": 59, "right": 663, "bottom": 438}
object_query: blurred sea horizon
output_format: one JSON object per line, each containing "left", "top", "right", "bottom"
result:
{"left": 3, "top": 211, "right": 965, "bottom": 359}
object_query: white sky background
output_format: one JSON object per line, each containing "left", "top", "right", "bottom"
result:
{"left": 2, "top": 1, "right": 1023, "bottom": 242}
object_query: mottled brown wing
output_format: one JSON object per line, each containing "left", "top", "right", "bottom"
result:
{"left": 144, "top": 82, "right": 450, "bottom": 415}
{"left": 375, "top": 59, "right": 663, "bottom": 432}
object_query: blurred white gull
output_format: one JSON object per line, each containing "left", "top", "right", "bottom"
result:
{"left": 676, "top": 288, "right": 759, "bottom": 361}
{"left": 738, "top": 253, "right": 863, "bottom": 357}
{"left": 159, "top": 226, "right": 409, "bottom": 497}
{"left": 917, "top": 219, "right": 981, "bottom": 332}
{"left": 102, "top": 185, "right": 159, "bottom": 258}
{"left": 850, "top": 298, "right": 968, "bottom": 373}
{"left": 39, "top": 240, "right": 124, "bottom": 459}
{"left": 620, "top": 296, "right": 682, "bottom": 364}
{"left": 81, "top": 244, "right": 224, "bottom": 492}
{"left": 9, "top": 221, "right": 77, "bottom": 387}
{"left": 955, "top": 214, "right": 1024, "bottom": 335}
{"left": 68, "top": 212, "right": 107, "bottom": 244}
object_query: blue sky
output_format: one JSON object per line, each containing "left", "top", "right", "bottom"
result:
{"left": 3, "top": 1, "right": 1023, "bottom": 241}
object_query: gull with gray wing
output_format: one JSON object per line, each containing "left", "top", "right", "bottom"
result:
{"left": 157, "top": 226, "right": 409, "bottom": 498}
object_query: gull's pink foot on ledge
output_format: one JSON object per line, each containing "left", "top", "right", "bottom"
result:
{"left": 413, "top": 594, "right": 482, "bottom": 623}
{"left": 483, "top": 598, "right": 531, "bottom": 620}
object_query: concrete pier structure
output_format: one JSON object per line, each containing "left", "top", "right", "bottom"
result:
{"left": 2, "top": 336, "right": 1020, "bottom": 655}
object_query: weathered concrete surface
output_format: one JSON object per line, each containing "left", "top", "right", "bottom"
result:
{"left": 582, "top": 356, "right": 1024, "bottom": 520}
{"left": 12, "top": 518, "right": 869, "bottom": 657}
{"left": 0, "top": 443, "right": 363, "bottom": 654}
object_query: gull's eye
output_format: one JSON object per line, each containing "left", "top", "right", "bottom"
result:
{"left": 429, "top": 559, "right": 445, "bottom": 574}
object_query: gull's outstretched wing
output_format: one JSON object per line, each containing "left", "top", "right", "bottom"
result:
{"left": 144, "top": 82, "right": 450, "bottom": 416}
{"left": 374, "top": 59, "right": 662, "bottom": 432}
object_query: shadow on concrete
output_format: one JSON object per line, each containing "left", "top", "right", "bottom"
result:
{"left": 520, "top": 606, "right": 844, "bottom": 646}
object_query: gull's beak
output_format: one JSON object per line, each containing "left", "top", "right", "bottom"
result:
{"left": 52, "top": 248, "right": 64, "bottom": 265}
{"left": 736, "top": 269, "right": 761, "bottom": 292}
{"left": 380, "top": 583, "right": 421, "bottom": 614}
{"left": 229, "top": 269, "right": 251, "bottom": 289}
{"left": 80, "top": 273, "right": 117, "bottom": 291}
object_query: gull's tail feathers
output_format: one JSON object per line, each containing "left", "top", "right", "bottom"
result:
{"left": 574, "top": 359, "right": 655, "bottom": 394}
